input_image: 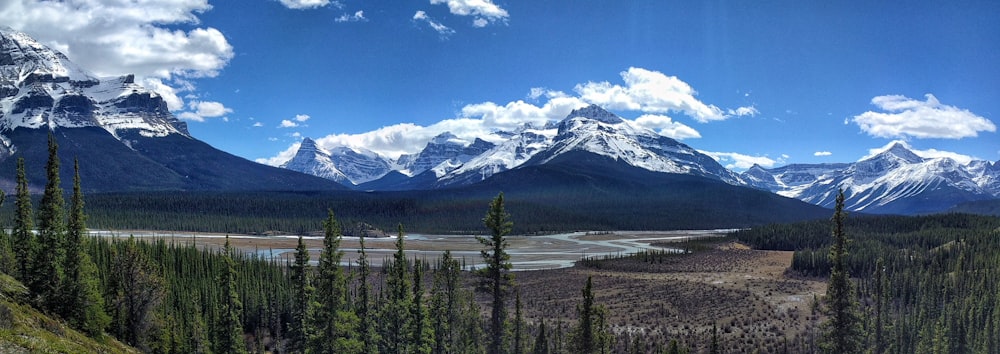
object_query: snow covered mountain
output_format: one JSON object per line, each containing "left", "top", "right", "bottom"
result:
{"left": 280, "top": 137, "right": 393, "bottom": 185}
{"left": 742, "top": 142, "right": 1000, "bottom": 214}
{"left": 298, "top": 104, "right": 745, "bottom": 191}
{"left": 0, "top": 28, "right": 339, "bottom": 192}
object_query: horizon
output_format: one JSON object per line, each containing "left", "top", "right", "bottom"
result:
{"left": 1, "top": 0, "right": 997, "bottom": 171}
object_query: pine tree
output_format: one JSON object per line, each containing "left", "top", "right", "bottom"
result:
{"left": 709, "top": 322, "right": 719, "bottom": 354}
{"left": 310, "top": 209, "right": 361, "bottom": 353}
{"left": 33, "top": 133, "right": 67, "bottom": 311}
{"left": 108, "top": 236, "right": 165, "bottom": 351}
{"left": 382, "top": 223, "right": 413, "bottom": 353}
{"left": 532, "top": 320, "right": 550, "bottom": 354}
{"left": 410, "top": 258, "right": 435, "bottom": 354}
{"left": 61, "top": 159, "right": 109, "bottom": 335}
{"left": 11, "top": 158, "right": 35, "bottom": 283}
{"left": 217, "top": 235, "right": 246, "bottom": 353}
{"left": 288, "top": 235, "right": 313, "bottom": 353}
{"left": 477, "top": 192, "right": 514, "bottom": 354}
{"left": 356, "top": 235, "right": 380, "bottom": 354}
{"left": 0, "top": 188, "right": 16, "bottom": 275}
{"left": 820, "top": 189, "right": 863, "bottom": 353}
{"left": 571, "top": 276, "right": 612, "bottom": 354}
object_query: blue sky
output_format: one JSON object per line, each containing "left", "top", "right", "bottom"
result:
{"left": 2, "top": 0, "right": 997, "bottom": 170}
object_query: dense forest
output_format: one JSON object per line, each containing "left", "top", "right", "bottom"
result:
{"left": 735, "top": 211, "right": 1000, "bottom": 353}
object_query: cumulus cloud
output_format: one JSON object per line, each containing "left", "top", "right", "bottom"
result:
{"left": 177, "top": 100, "right": 233, "bottom": 122}
{"left": 852, "top": 94, "right": 996, "bottom": 139}
{"left": 700, "top": 151, "right": 779, "bottom": 170}
{"left": 574, "top": 67, "right": 730, "bottom": 123}
{"left": 336, "top": 10, "right": 366, "bottom": 23}
{"left": 294, "top": 114, "right": 311, "bottom": 122}
{"left": 632, "top": 114, "right": 701, "bottom": 140}
{"left": 252, "top": 122, "right": 264, "bottom": 127}
{"left": 0, "top": 0, "right": 235, "bottom": 123}
{"left": 279, "top": 120, "right": 299, "bottom": 128}
{"left": 429, "top": 0, "right": 509, "bottom": 27}
{"left": 459, "top": 94, "right": 586, "bottom": 129}
{"left": 728, "top": 106, "right": 759, "bottom": 117}
{"left": 279, "top": 0, "right": 337, "bottom": 9}
{"left": 413, "top": 11, "right": 455, "bottom": 37}
{"left": 814, "top": 151, "right": 832, "bottom": 156}
{"left": 860, "top": 140, "right": 976, "bottom": 165}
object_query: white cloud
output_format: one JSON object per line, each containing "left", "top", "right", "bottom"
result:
{"left": 413, "top": 11, "right": 456, "bottom": 37}
{"left": 279, "top": 120, "right": 299, "bottom": 128}
{"left": 728, "top": 106, "right": 759, "bottom": 117}
{"left": 0, "top": 0, "right": 234, "bottom": 117}
{"left": 814, "top": 151, "right": 832, "bottom": 156}
{"left": 574, "top": 67, "right": 730, "bottom": 123}
{"left": 336, "top": 10, "right": 366, "bottom": 23}
{"left": 294, "top": 114, "right": 311, "bottom": 122}
{"left": 852, "top": 94, "right": 996, "bottom": 139}
{"left": 252, "top": 122, "right": 264, "bottom": 127}
{"left": 279, "top": 0, "right": 337, "bottom": 10}
{"left": 860, "top": 140, "right": 976, "bottom": 165}
{"left": 429, "top": 0, "right": 509, "bottom": 27}
{"left": 459, "top": 95, "right": 586, "bottom": 129}
{"left": 700, "top": 151, "right": 778, "bottom": 170}
{"left": 632, "top": 114, "right": 701, "bottom": 140}
{"left": 177, "top": 100, "right": 232, "bottom": 122}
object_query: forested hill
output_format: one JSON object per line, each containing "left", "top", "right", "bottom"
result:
{"left": 733, "top": 213, "right": 1000, "bottom": 353}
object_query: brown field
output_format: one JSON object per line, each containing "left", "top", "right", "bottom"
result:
{"left": 96, "top": 231, "right": 826, "bottom": 352}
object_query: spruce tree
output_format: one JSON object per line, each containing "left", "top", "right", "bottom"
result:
{"left": 532, "top": 320, "right": 550, "bottom": 354}
{"left": 356, "top": 235, "right": 380, "bottom": 354}
{"left": 33, "top": 133, "right": 66, "bottom": 311}
{"left": 0, "top": 189, "right": 16, "bottom": 275}
{"left": 217, "top": 235, "right": 246, "bottom": 353}
{"left": 62, "top": 159, "right": 109, "bottom": 335}
{"left": 310, "top": 210, "right": 361, "bottom": 353}
{"left": 288, "top": 235, "right": 313, "bottom": 353}
{"left": 108, "top": 236, "right": 165, "bottom": 351}
{"left": 431, "top": 250, "right": 461, "bottom": 354}
{"left": 11, "top": 158, "right": 35, "bottom": 282}
{"left": 820, "top": 189, "right": 863, "bottom": 353}
{"left": 382, "top": 223, "right": 413, "bottom": 353}
{"left": 477, "top": 192, "right": 514, "bottom": 354}
{"left": 410, "top": 258, "right": 435, "bottom": 354}
{"left": 514, "top": 288, "right": 526, "bottom": 354}
{"left": 571, "top": 276, "right": 611, "bottom": 354}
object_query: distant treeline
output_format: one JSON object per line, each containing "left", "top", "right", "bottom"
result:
{"left": 0, "top": 187, "right": 831, "bottom": 235}
{"left": 734, "top": 213, "right": 1000, "bottom": 353}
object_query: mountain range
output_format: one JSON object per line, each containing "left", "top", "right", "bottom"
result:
{"left": 0, "top": 27, "right": 341, "bottom": 192}
{"left": 283, "top": 106, "right": 1000, "bottom": 215}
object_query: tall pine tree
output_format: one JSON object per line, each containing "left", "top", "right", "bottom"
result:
{"left": 11, "top": 158, "right": 35, "bottom": 283}
{"left": 381, "top": 223, "right": 414, "bottom": 353}
{"left": 0, "top": 188, "right": 16, "bottom": 275}
{"left": 410, "top": 258, "right": 435, "bottom": 354}
{"left": 216, "top": 235, "right": 247, "bottom": 353}
{"left": 820, "top": 189, "right": 863, "bottom": 353}
{"left": 61, "top": 159, "right": 109, "bottom": 335}
{"left": 33, "top": 133, "right": 66, "bottom": 311}
{"left": 356, "top": 235, "right": 380, "bottom": 354}
{"left": 477, "top": 192, "right": 514, "bottom": 354}
{"left": 288, "top": 234, "right": 313, "bottom": 352}
{"left": 310, "top": 210, "right": 361, "bottom": 353}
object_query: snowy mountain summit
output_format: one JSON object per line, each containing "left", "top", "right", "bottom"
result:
{"left": 0, "top": 27, "right": 188, "bottom": 145}
{"left": 288, "top": 104, "right": 745, "bottom": 190}
{"left": 742, "top": 141, "right": 1000, "bottom": 214}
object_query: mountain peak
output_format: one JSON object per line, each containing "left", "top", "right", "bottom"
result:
{"left": 864, "top": 141, "right": 924, "bottom": 164}
{"left": 430, "top": 131, "right": 463, "bottom": 145}
{"left": 566, "top": 104, "right": 623, "bottom": 124}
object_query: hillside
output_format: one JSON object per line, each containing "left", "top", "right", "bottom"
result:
{"left": 0, "top": 273, "right": 138, "bottom": 353}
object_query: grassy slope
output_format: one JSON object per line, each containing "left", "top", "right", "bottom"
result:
{"left": 0, "top": 273, "right": 138, "bottom": 354}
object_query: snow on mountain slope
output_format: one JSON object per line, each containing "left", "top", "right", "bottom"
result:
{"left": 744, "top": 141, "right": 998, "bottom": 214}
{"left": 280, "top": 138, "right": 349, "bottom": 184}
{"left": 0, "top": 27, "right": 187, "bottom": 142}
{"left": 435, "top": 125, "right": 556, "bottom": 186}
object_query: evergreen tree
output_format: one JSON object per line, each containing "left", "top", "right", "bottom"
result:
{"left": 0, "top": 189, "right": 16, "bottom": 275}
{"left": 33, "top": 133, "right": 67, "bottom": 310}
{"left": 820, "top": 189, "right": 863, "bottom": 353}
{"left": 477, "top": 192, "right": 514, "bottom": 354}
{"left": 356, "top": 235, "right": 380, "bottom": 354}
{"left": 288, "top": 235, "right": 313, "bottom": 353}
{"left": 382, "top": 223, "right": 413, "bottom": 353}
{"left": 11, "top": 158, "right": 35, "bottom": 282}
{"left": 532, "top": 320, "right": 550, "bottom": 354}
{"left": 62, "top": 159, "right": 109, "bottom": 335}
{"left": 310, "top": 209, "right": 361, "bottom": 353}
{"left": 514, "top": 288, "right": 527, "bottom": 354}
{"left": 709, "top": 322, "right": 719, "bottom": 354}
{"left": 107, "top": 236, "right": 165, "bottom": 351}
{"left": 410, "top": 258, "right": 435, "bottom": 354}
{"left": 571, "top": 276, "right": 611, "bottom": 354}
{"left": 216, "top": 235, "right": 246, "bottom": 353}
